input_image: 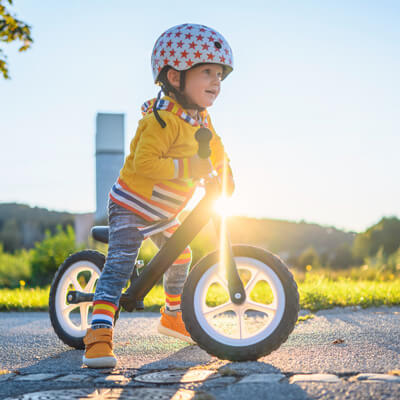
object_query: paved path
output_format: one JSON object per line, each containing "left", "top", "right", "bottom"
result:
{"left": 1, "top": 307, "right": 400, "bottom": 399}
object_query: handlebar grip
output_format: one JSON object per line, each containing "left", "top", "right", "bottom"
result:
{"left": 195, "top": 128, "right": 212, "bottom": 159}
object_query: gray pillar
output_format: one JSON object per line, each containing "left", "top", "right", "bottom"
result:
{"left": 95, "top": 113, "right": 125, "bottom": 222}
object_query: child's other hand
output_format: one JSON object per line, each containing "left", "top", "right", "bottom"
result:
{"left": 190, "top": 154, "right": 213, "bottom": 179}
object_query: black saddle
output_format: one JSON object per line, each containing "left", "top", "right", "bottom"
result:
{"left": 91, "top": 226, "right": 109, "bottom": 244}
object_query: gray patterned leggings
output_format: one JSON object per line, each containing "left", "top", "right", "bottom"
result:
{"left": 93, "top": 200, "right": 191, "bottom": 307}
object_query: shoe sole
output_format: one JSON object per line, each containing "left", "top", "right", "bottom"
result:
{"left": 82, "top": 355, "right": 117, "bottom": 369}
{"left": 157, "top": 322, "right": 196, "bottom": 344}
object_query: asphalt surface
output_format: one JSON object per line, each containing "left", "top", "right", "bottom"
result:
{"left": 1, "top": 307, "right": 400, "bottom": 399}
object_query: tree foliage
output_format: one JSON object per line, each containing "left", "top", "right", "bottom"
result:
{"left": 329, "top": 242, "right": 353, "bottom": 270}
{"left": 0, "top": 243, "right": 32, "bottom": 287}
{"left": 30, "top": 225, "right": 81, "bottom": 286}
{"left": 0, "top": 0, "right": 33, "bottom": 79}
{"left": 0, "top": 203, "right": 74, "bottom": 252}
{"left": 297, "top": 246, "right": 321, "bottom": 271}
{"left": 352, "top": 217, "right": 400, "bottom": 260}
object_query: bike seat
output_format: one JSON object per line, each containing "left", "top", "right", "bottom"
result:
{"left": 91, "top": 226, "right": 109, "bottom": 243}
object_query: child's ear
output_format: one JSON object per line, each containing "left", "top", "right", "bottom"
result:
{"left": 167, "top": 69, "right": 181, "bottom": 90}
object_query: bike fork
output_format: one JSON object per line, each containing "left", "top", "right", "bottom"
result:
{"left": 213, "top": 214, "right": 246, "bottom": 305}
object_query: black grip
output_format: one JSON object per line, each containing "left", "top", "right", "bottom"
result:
{"left": 195, "top": 128, "right": 212, "bottom": 159}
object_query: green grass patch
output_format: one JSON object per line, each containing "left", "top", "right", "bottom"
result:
{"left": 2, "top": 277, "right": 400, "bottom": 312}
{"left": 0, "top": 287, "right": 50, "bottom": 311}
{"left": 299, "top": 276, "right": 400, "bottom": 311}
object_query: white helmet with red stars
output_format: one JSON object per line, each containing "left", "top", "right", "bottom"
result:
{"left": 151, "top": 23, "right": 233, "bottom": 83}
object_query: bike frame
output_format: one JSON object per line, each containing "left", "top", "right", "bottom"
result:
{"left": 67, "top": 129, "right": 246, "bottom": 311}
{"left": 67, "top": 175, "right": 246, "bottom": 311}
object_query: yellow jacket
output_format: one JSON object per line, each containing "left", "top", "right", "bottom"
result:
{"left": 110, "top": 96, "right": 233, "bottom": 221}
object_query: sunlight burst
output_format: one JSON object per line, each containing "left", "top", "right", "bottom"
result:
{"left": 214, "top": 195, "right": 234, "bottom": 217}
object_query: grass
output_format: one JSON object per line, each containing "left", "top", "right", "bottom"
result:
{"left": 0, "top": 287, "right": 50, "bottom": 311}
{"left": 1, "top": 271, "right": 400, "bottom": 313}
{"left": 299, "top": 276, "right": 400, "bottom": 311}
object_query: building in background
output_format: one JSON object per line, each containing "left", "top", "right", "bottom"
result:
{"left": 95, "top": 113, "right": 125, "bottom": 222}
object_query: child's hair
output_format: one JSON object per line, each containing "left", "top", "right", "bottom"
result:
{"left": 157, "top": 66, "right": 181, "bottom": 95}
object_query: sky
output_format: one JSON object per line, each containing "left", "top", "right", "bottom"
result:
{"left": 1, "top": 0, "right": 399, "bottom": 233}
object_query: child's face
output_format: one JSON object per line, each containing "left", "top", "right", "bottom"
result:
{"left": 183, "top": 64, "right": 224, "bottom": 109}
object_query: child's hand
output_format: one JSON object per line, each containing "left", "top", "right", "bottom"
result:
{"left": 190, "top": 154, "right": 213, "bottom": 179}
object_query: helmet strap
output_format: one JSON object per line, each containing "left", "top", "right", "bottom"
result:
{"left": 153, "top": 89, "right": 166, "bottom": 128}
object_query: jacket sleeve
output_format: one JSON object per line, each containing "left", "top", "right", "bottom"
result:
{"left": 209, "top": 119, "right": 235, "bottom": 196}
{"left": 133, "top": 115, "right": 192, "bottom": 180}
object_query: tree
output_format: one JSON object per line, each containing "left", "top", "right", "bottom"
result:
{"left": 352, "top": 217, "right": 400, "bottom": 261}
{"left": 0, "top": 218, "right": 21, "bottom": 251}
{"left": 0, "top": 0, "right": 33, "bottom": 79}
{"left": 30, "top": 225, "right": 80, "bottom": 286}
{"left": 330, "top": 243, "right": 354, "bottom": 270}
{"left": 297, "top": 246, "right": 321, "bottom": 271}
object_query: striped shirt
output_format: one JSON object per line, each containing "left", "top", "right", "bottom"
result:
{"left": 110, "top": 177, "right": 196, "bottom": 224}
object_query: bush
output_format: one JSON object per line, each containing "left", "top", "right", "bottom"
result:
{"left": 297, "top": 246, "right": 321, "bottom": 271}
{"left": 0, "top": 244, "right": 32, "bottom": 288}
{"left": 352, "top": 216, "right": 400, "bottom": 260}
{"left": 329, "top": 243, "right": 354, "bottom": 269}
{"left": 363, "top": 246, "right": 400, "bottom": 275}
{"left": 30, "top": 225, "right": 81, "bottom": 286}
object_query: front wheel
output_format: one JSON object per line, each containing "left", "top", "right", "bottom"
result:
{"left": 182, "top": 245, "right": 299, "bottom": 361}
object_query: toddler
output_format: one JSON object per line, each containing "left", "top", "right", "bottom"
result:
{"left": 83, "top": 23, "right": 235, "bottom": 368}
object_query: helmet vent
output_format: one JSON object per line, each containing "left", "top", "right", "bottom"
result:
{"left": 214, "top": 41, "right": 222, "bottom": 49}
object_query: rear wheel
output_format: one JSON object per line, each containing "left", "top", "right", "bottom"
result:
{"left": 182, "top": 245, "right": 299, "bottom": 361}
{"left": 49, "top": 251, "right": 105, "bottom": 349}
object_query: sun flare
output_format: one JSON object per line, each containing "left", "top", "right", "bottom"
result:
{"left": 214, "top": 195, "right": 234, "bottom": 217}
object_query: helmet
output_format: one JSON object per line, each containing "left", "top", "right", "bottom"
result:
{"left": 151, "top": 23, "right": 234, "bottom": 83}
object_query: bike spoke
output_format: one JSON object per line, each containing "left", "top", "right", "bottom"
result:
{"left": 213, "top": 272, "right": 229, "bottom": 293}
{"left": 80, "top": 304, "right": 90, "bottom": 330}
{"left": 244, "top": 300, "right": 277, "bottom": 316}
{"left": 245, "top": 270, "right": 262, "bottom": 295}
{"left": 70, "top": 276, "right": 81, "bottom": 291}
{"left": 85, "top": 273, "right": 97, "bottom": 293}
{"left": 203, "top": 301, "right": 234, "bottom": 319}
{"left": 62, "top": 303, "right": 77, "bottom": 317}
{"left": 238, "top": 309, "right": 247, "bottom": 339}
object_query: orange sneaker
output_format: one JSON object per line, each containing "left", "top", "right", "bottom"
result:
{"left": 157, "top": 307, "right": 195, "bottom": 344}
{"left": 82, "top": 328, "right": 117, "bottom": 368}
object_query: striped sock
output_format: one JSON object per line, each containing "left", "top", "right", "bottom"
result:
{"left": 165, "top": 292, "right": 181, "bottom": 312}
{"left": 173, "top": 247, "right": 192, "bottom": 265}
{"left": 91, "top": 300, "right": 118, "bottom": 329}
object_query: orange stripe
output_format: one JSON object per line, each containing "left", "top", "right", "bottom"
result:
{"left": 166, "top": 225, "right": 180, "bottom": 234}
{"left": 157, "top": 182, "right": 192, "bottom": 197}
{"left": 166, "top": 300, "right": 181, "bottom": 306}
{"left": 173, "top": 258, "right": 191, "bottom": 265}
{"left": 174, "top": 247, "right": 191, "bottom": 258}
{"left": 93, "top": 309, "right": 115, "bottom": 318}
{"left": 165, "top": 292, "right": 181, "bottom": 298}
